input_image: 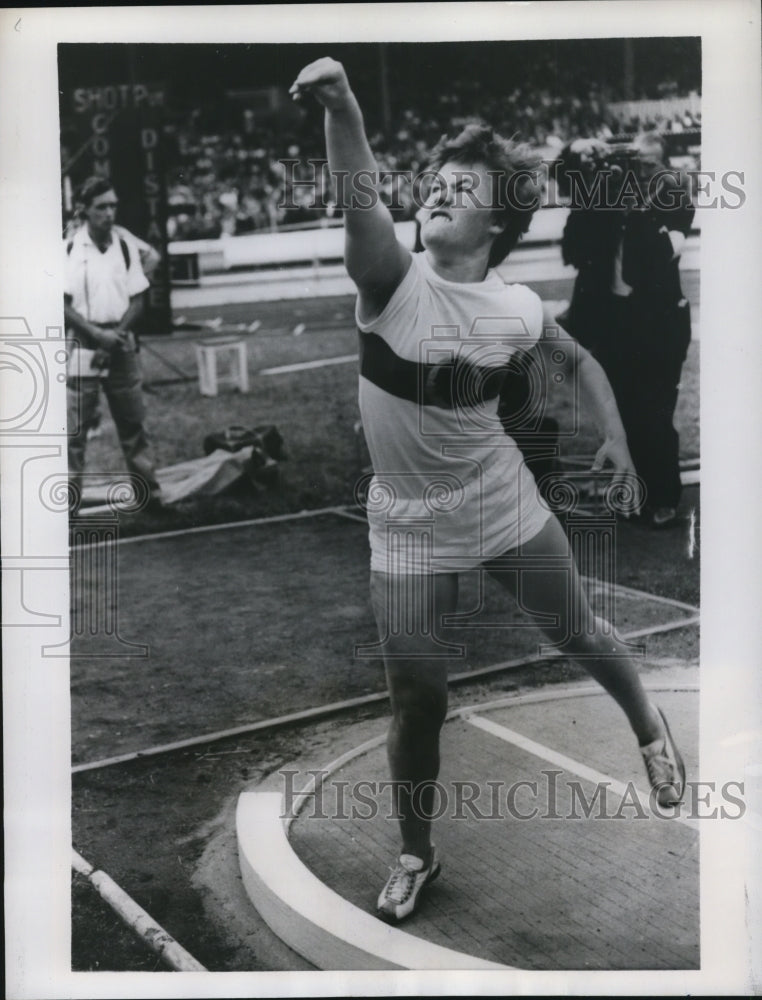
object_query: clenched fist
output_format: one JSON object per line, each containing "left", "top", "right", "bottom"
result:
{"left": 289, "top": 57, "right": 352, "bottom": 111}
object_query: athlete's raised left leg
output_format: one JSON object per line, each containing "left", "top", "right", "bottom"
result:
{"left": 484, "top": 514, "right": 685, "bottom": 805}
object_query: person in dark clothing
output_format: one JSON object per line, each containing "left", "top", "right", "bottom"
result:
{"left": 556, "top": 138, "right": 625, "bottom": 359}
{"left": 557, "top": 133, "right": 695, "bottom": 527}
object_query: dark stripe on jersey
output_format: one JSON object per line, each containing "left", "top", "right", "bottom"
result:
{"left": 358, "top": 328, "right": 509, "bottom": 410}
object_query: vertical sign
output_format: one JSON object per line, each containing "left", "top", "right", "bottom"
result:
{"left": 64, "top": 82, "right": 171, "bottom": 335}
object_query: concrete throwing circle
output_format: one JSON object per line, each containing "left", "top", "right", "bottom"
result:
{"left": 238, "top": 678, "right": 700, "bottom": 971}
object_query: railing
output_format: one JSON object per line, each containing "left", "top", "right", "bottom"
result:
{"left": 168, "top": 201, "right": 701, "bottom": 286}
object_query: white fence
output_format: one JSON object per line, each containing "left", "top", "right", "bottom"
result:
{"left": 169, "top": 201, "right": 701, "bottom": 284}
{"left": 168, "top": 211, "right": 577, "bottom": 281}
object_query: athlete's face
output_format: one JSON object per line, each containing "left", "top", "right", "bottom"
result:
{"left": 419, "top": 161, "right": 503, "bottom": 256}
{"left": 84, "top": 189, "right": 118, "bottom": 240}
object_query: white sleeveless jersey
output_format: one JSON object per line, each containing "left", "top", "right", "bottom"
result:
{"left": 356, "top": 251, "right": 550, "bottom": 574}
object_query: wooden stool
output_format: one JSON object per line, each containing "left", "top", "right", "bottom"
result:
{"left": 195, "top": 336, "right": 249, "bottom": 397}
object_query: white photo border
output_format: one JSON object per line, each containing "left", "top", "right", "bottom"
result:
{"left": 2, "top": 2, "right": 761, "bottom": 997}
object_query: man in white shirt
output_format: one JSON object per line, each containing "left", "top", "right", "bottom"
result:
{"left": 64, "top": 176, "right": 161, "bottom": 510}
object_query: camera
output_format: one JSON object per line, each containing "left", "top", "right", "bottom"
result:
{"left": 554, "top": 139, "right": 643, "bottom": 203}
{"left": 592, "top": 141, "right": 641, "bottom": 175}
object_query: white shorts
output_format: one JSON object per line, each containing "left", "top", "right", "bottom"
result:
{"left": 367, "top": 448, "right": 551, "bottom": 575}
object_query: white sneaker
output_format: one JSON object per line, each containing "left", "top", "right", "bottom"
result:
{"left": 640, "top": 706, "right": 686, "bottom": 807}
{"left": 376, "top": 847, "right": 440, "bottom": 923}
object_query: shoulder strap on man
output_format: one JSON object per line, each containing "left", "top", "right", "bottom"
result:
{"left": 65, "top": 235, "right": 131, "bottom": 269}
{"left": 119, "top": 237, "right": 131, "bottom": 269}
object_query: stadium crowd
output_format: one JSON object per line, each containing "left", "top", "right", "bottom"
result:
{"left": 164, "top": 73, "right": 700, "bottom": 240}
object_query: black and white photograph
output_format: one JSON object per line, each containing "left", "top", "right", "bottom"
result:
{"left": 2, "top": 3, "right": 761, "bottom": 997}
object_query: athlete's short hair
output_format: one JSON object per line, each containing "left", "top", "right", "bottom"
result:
{"left": 77, "top": 175, "right": 116, "bottom": 208}
{"left": 426, "top": 123, "right": 543, "bottom": 267}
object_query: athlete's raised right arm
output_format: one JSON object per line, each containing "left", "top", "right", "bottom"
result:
{"left": 290, "top": 58, "right": 411, "bottom": 318}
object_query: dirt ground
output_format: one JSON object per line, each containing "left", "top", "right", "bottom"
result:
{"left": 72, "top": 485, "right": 700, "bottom": 972}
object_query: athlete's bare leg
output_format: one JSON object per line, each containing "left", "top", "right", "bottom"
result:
{"left": 484, "top": 514, "right": 663, "bottom": 745}
{"left": 369, "top": 570, "right": 459, "bottom": 861}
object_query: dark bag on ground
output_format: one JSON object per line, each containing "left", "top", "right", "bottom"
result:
{"left": 202, "top": 425, "right": 286, "bottom": 488}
